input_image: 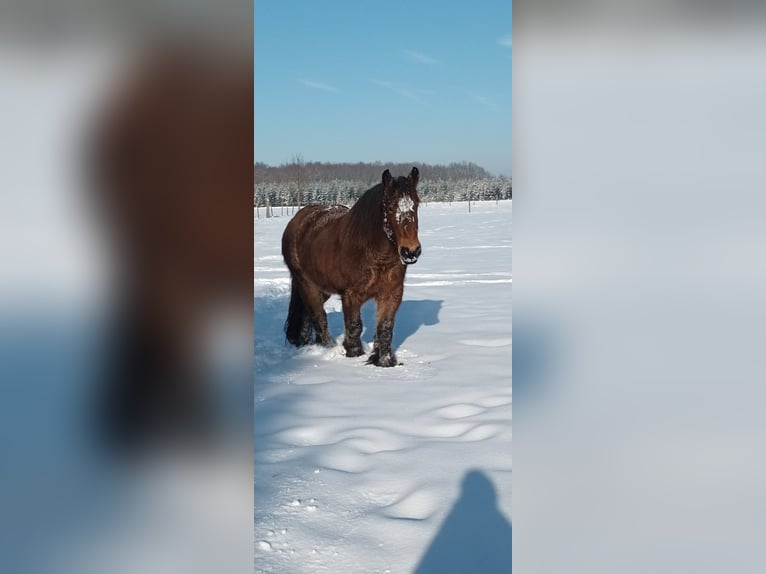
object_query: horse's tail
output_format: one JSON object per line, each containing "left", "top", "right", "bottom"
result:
{"left": 285, "top": 278, "right": 309, "bottom": 346}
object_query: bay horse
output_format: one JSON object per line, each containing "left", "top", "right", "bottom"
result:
{"left": 282, "top": 167, "right": 422, "bottom": 367}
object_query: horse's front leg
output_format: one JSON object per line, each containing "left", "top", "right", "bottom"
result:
{"left": 341, "top": 293, "right": 364, "bottom": 357}
{"left": 368, "top": 290, "right": 402, "bottom": 367}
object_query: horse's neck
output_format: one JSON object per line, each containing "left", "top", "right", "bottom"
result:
{"left": 347, "top": 207, "right": 384, "bottom": 243}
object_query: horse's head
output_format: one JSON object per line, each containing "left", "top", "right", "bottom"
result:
{"left": 382, "top": 167, "right": 422, "bottom": 265}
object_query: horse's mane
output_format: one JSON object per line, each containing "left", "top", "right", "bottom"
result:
{"left": 346, "top": 181, "right": 387, "bottom": 245}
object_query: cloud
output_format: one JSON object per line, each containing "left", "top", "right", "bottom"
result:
{"left": 498, "top": 35, "right": 512, "bottom": 48}
{"left": 371, "top": 79, "right": 430, "bottom": 106}
{"left": 470, "top": 92, "right": 500, "bottom": 110}
{"left": 298, "top": 79, "right": 339, "bottom": 92}
{"left": 404, "top": 50, "right": 440, "bottom": 65}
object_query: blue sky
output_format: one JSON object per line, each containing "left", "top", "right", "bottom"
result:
{"left": 254, "top": 1, "right": 512, "bottom": 176}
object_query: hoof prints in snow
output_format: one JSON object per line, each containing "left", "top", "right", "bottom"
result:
{"left": 340, "top": 428, "right": 408, "bottom": 454}
{"left": 477, "top": 394, "right": 513, "bottom": 408}
{"left": 434, "top": 403, "right": 487, "bottom": 419}
{"left": 459, "top": 424, "right": 504, "bottom": 442}
{"left": 383, "top": 489, "right": 442, "bottom": 521}
{"left": 414, "top": 422, "right": 475, "bottom": 439}
{"left": 316, "top": 445, "right": 373, "bottom": 474}
{"left": 412, "top": 422, "right": 504, "bottom": 442}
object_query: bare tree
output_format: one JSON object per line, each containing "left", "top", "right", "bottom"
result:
{"left": 289, "top": 153, "right": 305, "bottom": 214}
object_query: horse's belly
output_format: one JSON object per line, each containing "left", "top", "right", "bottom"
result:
{"left": 298, "top": 245, "right": 347, "bottom": 293}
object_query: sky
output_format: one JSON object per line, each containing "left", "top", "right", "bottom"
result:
{"left": 254, "top": 0, "right": 512, "bottom": 176}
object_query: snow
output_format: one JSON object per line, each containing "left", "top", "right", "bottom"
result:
{"left": 254, "top": 200, "right": 512, "bottom": 573}
{"left": 396, "top": 196, "right": 416, "bottom": 223}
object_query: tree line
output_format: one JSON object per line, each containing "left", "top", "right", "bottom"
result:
{"left": 254, "top": 159, "right": 511, "bottom": 215}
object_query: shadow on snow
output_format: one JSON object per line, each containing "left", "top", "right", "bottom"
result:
{"left": 414, "top": 470, "right": 512, "bottom": 574}
{"left": 254, "top": 296, "right": 443, "bottom": 525}
{"left": 326, "top": 299, "right": 444, "bottom": 349}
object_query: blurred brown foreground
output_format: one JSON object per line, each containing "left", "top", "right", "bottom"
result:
{"left": 0, "top": 3, "right": 253, "bottom": 573}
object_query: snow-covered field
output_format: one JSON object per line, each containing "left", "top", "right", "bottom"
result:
{"left": 254, "top": 201, "right": 512, "bottom": 573}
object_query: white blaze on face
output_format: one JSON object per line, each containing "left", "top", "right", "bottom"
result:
{"left": 396, "top": 196, "right": 415, "bottom": 224}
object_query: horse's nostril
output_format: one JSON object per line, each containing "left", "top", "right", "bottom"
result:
{"left": 400, "top": 245, "right": 421, "bottom": 261}
{"left": 399, "top": 245, "right": 422, "bottom": 259}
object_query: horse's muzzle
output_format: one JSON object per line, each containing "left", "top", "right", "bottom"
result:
{"left": 400, "top": 244, "right": 422, "bottom": 265}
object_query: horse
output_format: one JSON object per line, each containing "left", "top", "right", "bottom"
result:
{"left": 282, "top": 167, "right": 422, "bottom": 367}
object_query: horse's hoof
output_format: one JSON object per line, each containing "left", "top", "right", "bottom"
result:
{"left": 368, "top": 353, "right": 398, "bottom": 367}
{"left": 344, "top": 345, "right": 364, "bottom": 358}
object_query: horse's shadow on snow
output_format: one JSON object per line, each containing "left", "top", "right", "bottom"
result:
{"left": 414, "top": 470, "right": 512, "bottom": 574}
{"left": 327, "top": 299, "right": 443, "bottom": 350}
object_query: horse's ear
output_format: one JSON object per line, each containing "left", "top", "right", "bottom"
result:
{"left": 408, "top": 166, "right": 419, "bottom": 187}
{"left": 382, "top": 169, "right": 393, "bottom": 188}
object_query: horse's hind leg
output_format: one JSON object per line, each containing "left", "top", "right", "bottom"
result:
{"left": 341, "top": 293, "right": 364, "bottom": 358}
{"left": 298, "top": 314, "right": 313, "bottom": 345}
{"left": 297, "top": 281, "right": 333, "bottom": 347}
{"left": 315, "top": 292, "right": 333, "bottom": 345}
{"left": 285, "top": 278, "right": 313, "bottom": 346}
